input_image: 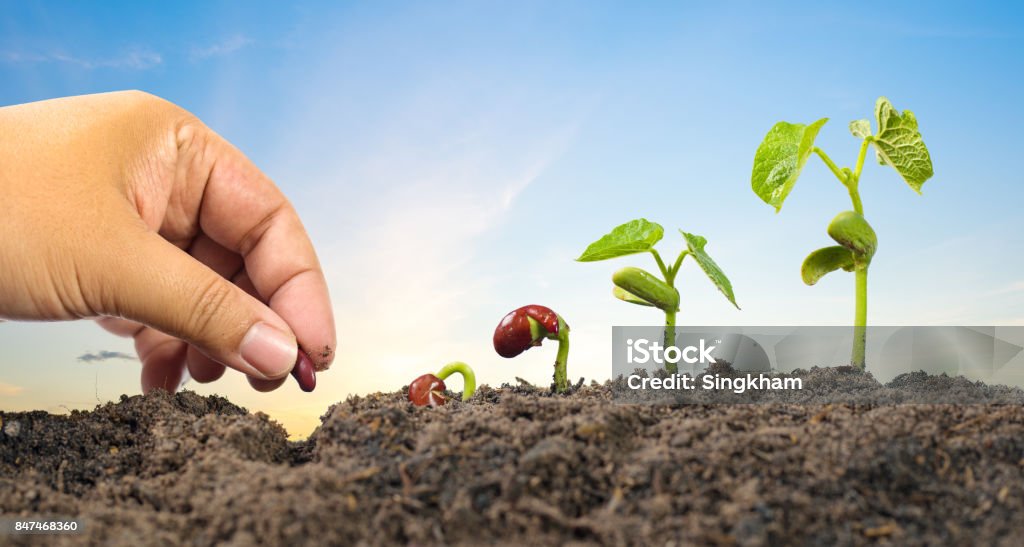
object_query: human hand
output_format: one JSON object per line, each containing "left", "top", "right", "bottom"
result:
{"left": 0, "top": 91, "right": 336, "bottom": 393}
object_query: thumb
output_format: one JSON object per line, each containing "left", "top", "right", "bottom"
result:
{"left": 97, "top": 230, "right": 298, "bottom": 380}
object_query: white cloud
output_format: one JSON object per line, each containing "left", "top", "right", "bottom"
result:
{"left": 190, "top": 35, "right": 253, "bottom": 60}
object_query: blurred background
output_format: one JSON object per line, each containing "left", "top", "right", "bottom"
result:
{"left": 2, "top": 1, "right": 1022, "bottom": 437}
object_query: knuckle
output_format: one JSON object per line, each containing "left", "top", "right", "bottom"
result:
{"left": 236, "top": 203, "right": 287, "bottom": 256}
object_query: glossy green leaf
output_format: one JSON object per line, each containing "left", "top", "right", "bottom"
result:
{"left": 577, "top": 219, "right": 664, "bottom": 262}
{"left": 849, "top": 119, "right": 872, "bottom": 139}
{"left": 827, "top": 211, "right": 877, "bottom": 260}
{"left": 680, "top": 231, "right": 739, "bottom": 309}
{"left": 801, "top": 246, "right": 856, "bottom": 286}
{"left": 751, "top": 118, "right": 828, "bottom": 211}
{"left": 612, "top": 267, "right": 679, "bottom": 312}
{"left": 872, "top": 97, "right": 934, "bottom": 193}
{"left": 612, "top": 286, "right": 656, "bottom": 307}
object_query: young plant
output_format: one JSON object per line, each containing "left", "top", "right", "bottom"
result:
{"left": 408, "top": 361, "right": 477, "bottom": 407}
{"left": 750, "top": 97, "right": 934, "bottom": 369}
{"left": 493, "top": 305, "right": 570, "bottom": 393}
{"left": 577, "top": 220, "right": 739, "bottom": 372}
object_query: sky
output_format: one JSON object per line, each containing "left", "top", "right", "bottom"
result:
{"left": 1, "top": 1, "right": 1023, "bottom": 437}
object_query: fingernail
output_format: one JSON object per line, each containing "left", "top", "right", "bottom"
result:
{"left": 239, "top": 322, "right": 297, "bottom": 379}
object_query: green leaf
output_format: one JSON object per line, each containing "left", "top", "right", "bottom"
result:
{"left": 680, "top": 231, "right": 739, "bottom": 309}
{"left": 577, "top": 219, "right": 664, "bottom": 262}
{"left": 612, "top": 267, "right": 679, "bottom": 312}
{"left": 872, "top": 97, "right": 934, "bottom": 193}
{"left": 751, "top": 118, "right": 828, "bottom": 211}
{"left": 849, "top": 119, "right": 872, "bottom": 139}
{"left": 612, "top": 286, "right": 656, "bottom": 307}
{"left": 801, "top": 246, "right": 855, "bottom": 286}
{"left": 827, "top": 211, "right": 877, "bottom": 261}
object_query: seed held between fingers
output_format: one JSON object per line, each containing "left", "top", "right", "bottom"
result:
{"left": 291, "top": 350, "right": 317, "bottom": 392}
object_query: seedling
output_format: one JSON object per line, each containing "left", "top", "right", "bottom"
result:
{"left": 408, "top": 361, "right": 476, "bottom": 407}
{"left": 493, "top": 305, "right": 570, "bottom": 393}
{"left": 577, "top": 220, "right": 739, "bottom": 373}
{"left": 750, "top": 97, "right": 934, "bottom": 369}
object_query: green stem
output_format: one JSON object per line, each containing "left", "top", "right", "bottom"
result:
{"left": 846, "top": 184, "right": 864, "bottom": 215}
{"left": 664, "top": 308, "right": 677, "bottom": 374}
{"left": 846, "top": 138, "right": 871, "bottom": 215}
{"left": 661, "top": 249, "right": 686, "bottom": 373}
{"left": 667, "top": 250, "right": 688, "bottom": 282}
{"left": 813, "top": 147, "right": 847, "bottom": 184}
{"left": 650, "top": 249, "right": 670, "bottom": 279}
{"left": 436, "top": 361, "right": 476, "bottom": 401}
{"left": 819, "top": 139, "right": 872, "bottom": 369}
{"left": 852, "top": 267, "right": 868, "bottom": 370}
{"left": 552, "top": 317, "right": 570, "bottom": 393}
{"left": 853, "top": 137, "right": 871, "bottom": 181}
{"left": 848, "top": 138, "right": 872, "bottom": 368}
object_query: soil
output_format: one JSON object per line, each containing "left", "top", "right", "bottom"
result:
{"left": 2, "top": 365, "right": 1024, "bottom": 546}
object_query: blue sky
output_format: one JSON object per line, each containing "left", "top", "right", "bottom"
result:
{"left": 2, "top": 1, "right": 1023, "bottom": 436}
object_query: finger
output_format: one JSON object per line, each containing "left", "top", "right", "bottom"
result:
{"left": 247, "top": 375, "right": 288, "bottom": 393}
{"left": 187, "top": 233, "right": 243, "bottom": 280}
{"left": 95, "top": 316, "right": 145, "bottom": 338}
{"left": 136, "top": 327, "right": 188, "bottom": 393}
{"left": 99, "top": 316, "right": 190, "bottom": 393}
{"left": 101, "top": 228, "right": 298, "bottom": 381}
{"left": 180, "top": 233, "right": 240, "bottom": 385}
{"left": 231, "top": 269, "right": 261, "bottom": 300}
{"left": 185, "top": 346, "right": 226, "bottom": 384}
{"left": 182, "top": 127, "right": 336, "bottom": 370}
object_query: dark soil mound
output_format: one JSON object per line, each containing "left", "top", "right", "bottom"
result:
{"left": 2, "top": 370, "right": 1024, "bottom": 545}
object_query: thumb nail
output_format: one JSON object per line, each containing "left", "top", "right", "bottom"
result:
{"left": 239, "top": 322, "right": 297, "bottom": 379}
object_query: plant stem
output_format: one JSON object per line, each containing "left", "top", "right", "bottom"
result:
{"left": 436, "top": 361, "right": 477, "bottom": 401}
{"left": 668, "top": 250, "right": 689, "bottom": 281}
{"left": 847, "top": 137, "right": 872, "bottom": 369}
{"left": 660, "top": 249, "right": 686, "bottom": 373}
{"left": 664, "top": 308, "right": 677, "bottom": 373}
{"left": 650, "top": 249, "right": 670, "bottom": 279}
{"left": 853, "top": 138, "right": 871, "bottom": 180}
{"left": 553, "top": 317, "right": 570, "bottom": 393}
{"left": 813, "top": 147, "right": 846, "bottom": 183}
{"left": 852, "top": 267, "right": 868, "bottom": 369}
{"left": 846, "top": 138, "right": 871, "bottom": 215}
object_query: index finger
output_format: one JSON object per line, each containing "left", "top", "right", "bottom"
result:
{"left": 176, "top": 122, "right": 337, "bottom": 370}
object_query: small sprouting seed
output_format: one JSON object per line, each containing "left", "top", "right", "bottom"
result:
{"left": 408, "top": 362, "right": 477, "bottom": 407}
{"left": 408, "top": 373, "right": 447, "bottom": 407}
{"left": 493, "top": 305, "right": 571, "bottom": 393}
{"left": 493, "top": 305, "right": 561, "bottom": 358}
